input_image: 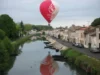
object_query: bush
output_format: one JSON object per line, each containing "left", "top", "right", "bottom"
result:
{"left": 61, "top": 48, "right": 100, "bottom": 75}
{"left": 0, "top": 29, "right": 5, "bottom": 40}
{"left": 12, "top": 34, "right": 33, "bottom": 49}
{"left": 65, "top": 49, "right": 82, "bottom": 62}
{"left": 75, "top": 55, "right": 100, "bottom": 75}
{"left": 3, "top": 37, "right": 14, "bottom": 55}
{"left": 0, "top": 41, "right": 9, "bottom": 71}
{"left": 61, "top": 48, "right": 72, "bottom": 56}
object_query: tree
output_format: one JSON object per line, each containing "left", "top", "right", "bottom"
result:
{"left": 0, "top": 14, "right": 18, "bottom": 40}
{"left": 24, "top": 24, "right": 33, "bottom": 31}
{"left": 3, "top": 37, "right": 14, "bottom": 55}
{"left": 91, "top": 18, "right": 100, "bottom": 27}
{"left": 0, "top": 29, "right": 5, "bottom": 40}
{"left": 20, "top": 21, "right": 24, "bottom": 32}
{"left": 0, "top": 40, "right": 9, "bottom": 71}
{"left": 32, "top": 25, "right": 53, "bottom": 31}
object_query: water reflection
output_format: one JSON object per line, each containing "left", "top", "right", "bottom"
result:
{"left": 64, "top": 62, "right": 89, "bottom": 75}
{"left": 40, "top": 52, "right": 59, "bottom": 75}
{"left": 7, "top": 41, "right": 91, "bottom": 75}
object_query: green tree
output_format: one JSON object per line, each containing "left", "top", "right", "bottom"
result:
{"left": 20, "top": 21, "right": 24, "bottom": 32}
{"left": 0, "top": 14, "right": 18, "bottom": 40}
{"left": 0, "top": 29, "right": 5, "bottom": 40}
{"left": 32, "top": 25, "right": 53, "bottom": 31}
{"left": 3, "top": 37, "right": 14, "bottom": 55}
{"left": 20, "top": 21, "right": 25, "bottom": 36}
{"left": 0, "top": 41, "right": 9, "bottom": 71}
{"left": 24, "top": 24, "right": 33, "bottom": 31}
{"left": 91, "top": 18, "right": 100, "bottom": 27}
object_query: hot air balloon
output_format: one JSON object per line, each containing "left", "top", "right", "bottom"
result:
{"left": 40, "top": 0, "right": 59, "bottom": 26}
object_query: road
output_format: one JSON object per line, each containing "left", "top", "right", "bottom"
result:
{"left": 51, "top": 36, "right": 100, "bottom": 60}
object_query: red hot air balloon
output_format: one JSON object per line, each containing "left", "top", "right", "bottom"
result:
{"left": 40, "top": 0, "right": 59, "bottom": 26}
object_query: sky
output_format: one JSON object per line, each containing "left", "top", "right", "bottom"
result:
{"left": 0, "top": 0, "right": 100, "bottom": 28}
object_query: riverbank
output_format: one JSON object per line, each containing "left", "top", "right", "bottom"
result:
{"left": 46, "top": 36, "right": 100, "bottom": 75}
{"left": 61, "top": 48, "right": 100, "bottom": 75}
{"left": 12, "top": 34, "right": 34, "bottom": 49}
{"left": 46, "top": 36, "right": 67, "bottom": 50}
{"left": 0, "top": 34, "right": 38, "bottom": 75}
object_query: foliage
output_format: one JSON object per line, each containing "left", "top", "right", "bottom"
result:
{"left": 0, "top": 41, "right": 9, "bottom": 71}
{"left": 61, "top": 48, "right": 72, "bottom": 56}
{"left": 75, "top": 55, "right": 100, "bottom": 75}
{"left": 32, "top": 25, "right": 53, "bottom": 31}
{"left": 65, "top": 49, "right": 82, "bottom": 62}
{"left": 3, "top": 37, "right": 14, "bottom": 55}
{"left": 20, "top": 21, "right": 24, "bottom": 32}
{"left": 0, "top": 29, "right": 5, "bottom": 40}
{"left": 91, "top": 18, "right": 100, "bottom": 27}
{"left": 0, "top": 14, "right": 18, "bottom": 40}
{"left": 24, "top": 24, "right": 33, "bottom": 31}
{"left": 61, "top": 48, "right": 100, "bottom": 75}
{"left": 42, "top": 31, "right": 45, "bottom": 35}
{"left": 12, "top": 34, "right": 34, "bottom": 49}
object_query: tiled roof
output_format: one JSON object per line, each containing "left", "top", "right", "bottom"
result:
{"left": 84, "top": 26, "right": 96, "bottom": 34}
{"left": 79, "top": 27, "right": 88, "bottom": 30}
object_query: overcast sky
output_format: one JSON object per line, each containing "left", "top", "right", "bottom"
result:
{"left": 0, "top": 0, "right": 100, "bottom": 28}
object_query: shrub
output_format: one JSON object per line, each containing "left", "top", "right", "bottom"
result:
{"left": 75, "top": 55, "right": 100, "bottom": 75}
{"left": 61, "top": 48, "right": 72, "bottom": 56}
{"left": 65, "top": 49, "right": 82, "bottom": 62}
{"left": 3, "top": 37, "right": 14, "bottom": 55}
{"left": 0, "top": 41, "right": 9, "bottom": 71}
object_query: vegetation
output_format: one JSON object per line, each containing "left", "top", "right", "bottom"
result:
{"left": 24, "top": 24, "right": 33, "bottom": 31}
{"left": 32, "top": 25, "right": 53, "bottom": 31}
{"left": 0, "top": 29, "right": 13, "bottom": 72}
{"left": 0, "top": 14, "right": 19, "bottom": 40}
{"left": 0, "top": 29, "right": 5, "bottom": 40}
{"left": 91, "top": 18, "right": 100, "bottom": 27}
{"left": 0, "top": 14, "right": 52, "bottom": 74}
{"left": 20, "top": 21, "right": 24, "bottom": 32}
{"left": 12, "top": 34, "right": 34, "bottom": 49}
{"left": 61, "top": 48, "right": 100, "bottom": 75}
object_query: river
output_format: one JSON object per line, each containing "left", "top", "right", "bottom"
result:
{"left": 8, "top": 40, "right": 88, "bottom": 75}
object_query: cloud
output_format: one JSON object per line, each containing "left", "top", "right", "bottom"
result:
{"left": 0, "top": 0, "right": 100, "bottom": 28}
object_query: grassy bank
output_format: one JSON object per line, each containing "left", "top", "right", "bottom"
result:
{"left": 61, "top": 48, "right": 100, "bottom": 75}
{"left": 12, "top": 34, "right": 34, "bottom": 50}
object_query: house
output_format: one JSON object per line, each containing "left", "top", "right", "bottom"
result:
{"left": 67, "top": 25, "right": 81, "bottom": 42}
{"left": 75, "top": 27, "right": 87, "bottom": 45}
{"left": 84, "top": 25, "right": 100, "bottom": 48}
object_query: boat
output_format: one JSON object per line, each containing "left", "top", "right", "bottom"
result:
{"left": 44, "top": 41, "right": 51, "bottom": 44}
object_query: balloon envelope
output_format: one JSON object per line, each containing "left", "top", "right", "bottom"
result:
{"left": 40, "top": 0, "right": 59, "bottom": 24}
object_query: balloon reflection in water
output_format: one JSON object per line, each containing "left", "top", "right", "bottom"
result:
{"left": 40, "top": 53, "right": 59, "bottom": 75}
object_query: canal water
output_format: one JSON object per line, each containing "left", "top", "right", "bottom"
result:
{"left": 8, "top": 40, "right": 87, "bottom": 75}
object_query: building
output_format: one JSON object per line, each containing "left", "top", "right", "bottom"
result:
{"left": 84, "top": 25, "right": 100, "bottom": 48}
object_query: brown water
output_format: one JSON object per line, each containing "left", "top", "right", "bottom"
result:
{"left": 8, "top": 40, "right": 88, "bottom": 75}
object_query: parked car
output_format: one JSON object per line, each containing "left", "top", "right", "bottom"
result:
{"left": 90, "top": 48, "right": 100, "bottom": 53}
{"left": 72, "top": 42, "right": 76, "bottom": 46}
{"left": 74, "top": 43, "right": 79, "bottom": 47}
{"left": 77, "top": 43, "right": 84, "bottom": 48}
